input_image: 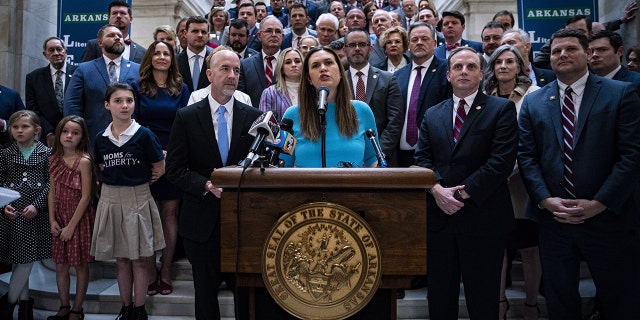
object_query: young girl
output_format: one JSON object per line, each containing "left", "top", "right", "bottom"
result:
{"left": 0, "top": 110, "right": 51, "bottom": 319}
{"left": 90, "top": 82, "right": 165, "bottom": 320}
{"left": 47, "top": 116, "right": 96, "bottom": 320}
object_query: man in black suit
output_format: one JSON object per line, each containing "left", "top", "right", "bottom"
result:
{"left": 165, "top": 47, "right": 263, "bottom": 320}
{"left": 177, "top": 16, "right": 213, "bottom": 93}
{"left": 344, "top": 30, "right": 404, "bottom": 166}
{"left": 227, "top": 19, "right": 259, "bottom": 59}
{"left": 238, "top": 16, "right": 285, "bottom": 106}
{"left": 414, "top": 47, "right": 517, "bottom": 319}
{"left": 0, "top": 84, "right": 25, "bottom": 147}
{"left": 519, "top": 28, "right": 640, "bottom": 320}
{"left": 394, "top": 23, "right": 449, "bottom": 167}
{"left": 26, "top": 37, "right": 77, "bottom": 146}
{"left": 501, "top": 28, "right": 556, "bottom": 87}
{"left": 81, "top": 1, "right": 145, "bottom": 63}
{"left": 589, "top": 30, "right": 640, "bottom": 90}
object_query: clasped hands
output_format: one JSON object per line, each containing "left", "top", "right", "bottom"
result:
{"left": 431, "top": 184, "right": 468, "bottom": 215}
{"left": 4, "top": 204, "right": 37, "bottom": 220}
{"left": 205, "top": 180, "right": 223, "bottom": 198}
{"left": 540, "top": 197, "right": 606, "bottom": 224}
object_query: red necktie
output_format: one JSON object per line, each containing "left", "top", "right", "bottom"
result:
{"left": 446, "top": 43, "right": 459, "bottom": 51}
{"left": 453, "top": 99, "right": 466, "bottom": 143}
{"left": 124, "top": 37, "right": 132, "bottom": 45}
{"left": 526, "top": 67, "right": 531, "bottom": 76}
{"left": 265, "top": 56, "right": 275, "bottom": 87}
{"left": 355, "top": 71, "right": 366, "bottom": 102}
{"left": 406, "top": 66, "right": 423, "bottom": 146}
{"left": 562, "top": 87, "right": 576, "bottom": 198}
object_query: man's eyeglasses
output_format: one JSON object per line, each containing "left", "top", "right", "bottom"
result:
{"left": 345, "top": 42, "right": 369, "bottom": 48}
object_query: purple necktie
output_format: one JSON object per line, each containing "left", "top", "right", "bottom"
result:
{"left": 406, "top": 66, "right": 423, "bottom": 146}
{"left": 562, "top": 87, "right": 576, "bottom": 198}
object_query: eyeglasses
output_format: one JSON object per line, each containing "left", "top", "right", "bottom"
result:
{"left": 345, "top": 42, "right": 369, "bottom": 48}
{"left": 262, "top": 28, "right": 283, "bottom": 35}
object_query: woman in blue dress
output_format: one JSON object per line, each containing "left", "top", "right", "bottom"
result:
{"left": 282, "top": 47, "right": 378, "bottom": 168}
{"left": 132, "top": 40, "right": 189, "bottom": 296}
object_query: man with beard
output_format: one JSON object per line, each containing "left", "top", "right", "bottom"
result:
{"left": 81, "top": 0, "right": 145, "bottom": 63}
{"left": 227, "top": 19, "right": 259, "bottom": 59}
{"left": 480, "top": 21, "right": 505, "bottom": 65}
{"left": 344, "top": 29, "right": 403, "bottom": 166}
{"left": 26, "top": 37, "right": 77, "bottom": 146}
{"left": 64, "top": 24, "right": 140, "bottom": 141}
{"left": 178, "top": 16, "right": 213, "bottom": 93}
{"left": 238, "top": 16, "right": 285, "bottom": 106}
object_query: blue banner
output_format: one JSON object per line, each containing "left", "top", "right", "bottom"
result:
{"left": 57, "top": 0, "right": 132, "bottom": 65}
{"left": 517, "top": 0, "right": 598, "bottom": 55}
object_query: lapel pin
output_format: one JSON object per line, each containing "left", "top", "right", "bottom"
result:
{"left": 476, "top": 105, "right": 482, "bottom": 110}
{"left": 550, "top": 96, "right": 556, "bottom": 100}
{"left": 431, "top": 68, "right": 436, "bottom": 73}
{"left": 373, "top": 74, "right": 378, "bottom": 79}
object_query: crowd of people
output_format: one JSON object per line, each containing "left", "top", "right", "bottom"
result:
{"left": 0, "top": 0, "right": 639, "bottom": 319}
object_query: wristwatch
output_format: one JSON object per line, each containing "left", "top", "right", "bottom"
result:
{"left": 454, "top": 189, "right": 465, "bottom": 202}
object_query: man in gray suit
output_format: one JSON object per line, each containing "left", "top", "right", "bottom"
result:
{"left": 81, "top": 1, "right": 145, "bottom": 63}
{"left": 369, "top": 10, "right": 395, "bottom": 67}
{"left": 344, "top": 30, "right": 404, "bottom": 166}
{"left": 64, "top": 24, "right": 140, "bottom": 141}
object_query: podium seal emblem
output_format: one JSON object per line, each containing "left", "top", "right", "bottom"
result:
{"left": 263, "top": 202, "right": 382, "bottom": 319}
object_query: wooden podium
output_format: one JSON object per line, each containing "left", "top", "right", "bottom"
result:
{"left": 212, "top": 167, "right": 436, "bottom": 319}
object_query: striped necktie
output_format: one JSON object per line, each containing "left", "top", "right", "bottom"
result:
{"left": 453, "top": 99, "right": 466, "bottom": 143}
{"left": 562, "top": 87, "right": 576, "bottom": 198}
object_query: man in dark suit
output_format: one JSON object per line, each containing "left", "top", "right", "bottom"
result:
{"left": 394, "top": 23, "right": 449, "bottom": 167}
{"left": 281, "top": 3, "right": 317, "bottom": 50}
{"left": 165, "top": 47, "right": 263, "bottom": 320}
{"left": 80, "top": 1, "right": 145, "bottom": 63}
{"left": 238, "top": 16, "right": 285, "bottom": 106}
{"left": 518, "top": 28, "right": 640, "bottom": 319}
{"left": 589, "top": 30, "right": 640, "bottom": 90}
{"left": 227, "top": 19, "right": 260, "bottom": 59}
{"left": 0, "top": 84, "right": 25, "bottom": 147}
{"left": 26, "top": 37, "right": 77, "bottom": 146}
{"left": 417, "top": 7, "right": 445, "bottom": 46}
{"left": 177, "top": 16, "right": 213, "bottom": 93}
{"left": 369, "top": 10, "right": 394, "bottom": 67}
{"left": 501, "top": 28, "right": 556, "bottom": 87}
{"left": 237, "top": 3, "right": 262, "bottom": 53}
{"left": 434, "top": 11, "right": 483, "bottom": 60}
{"left": 415, "top": 46, "right": 517, "bottom": 319}
{"left": 64, "top": 24, "right": 140, "bottom": 141}
{"left": 344, "top": 30, "right": 404, "bottom": 166}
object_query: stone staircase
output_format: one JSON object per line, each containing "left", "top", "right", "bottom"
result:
{"left": 0, "top": 258, "right": 597, "bottom": 319}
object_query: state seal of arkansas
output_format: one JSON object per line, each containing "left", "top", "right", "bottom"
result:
{"left": 263, "top": 202, "right": 382, "bottom": 320}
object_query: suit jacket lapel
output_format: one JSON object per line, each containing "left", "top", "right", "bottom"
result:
{"left": 195, "top": 99, "right": 222, "bottom": 163}
{"left": 365, "top": 69, "right": 378, "bottom": 103}
{"left": 119, "top": 59, "right": 132, "bottom": 81}
{"left": 438, "top": 99, "right": 455, "bottom": 151}
{"left": 454, "top": 92, "right": 485, "bottom": 147}
{"left": 545, "top": 84, "right": 564, "bottom": 150}
{"left": 255, "top": 54, "right": 267, "bottom": 88}
{"left": 94, "top": 57, "right": 111, "bottom": 84}
{"left": 573, "top": 75, "right": 599, "bottom": 144}
{"left": 64, "top": 65, "right": 76, "bottom": 92}
{"left": 229, "top": 101, "right": 250, "bottom": 160}
{"left": 418, "top": 58, "right": 441, "bottom": 115}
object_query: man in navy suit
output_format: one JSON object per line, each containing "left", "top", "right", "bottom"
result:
{"left": 166, "top": 47, "right": 262, "bottom": 320}
{"left": 0, "top": 85, "right": 25, "bottom": 147}
{"left": 344, "top": 30, "right": 404, "bottom": 166}
{"left": 501, "top": 29, "right": 556, "bottom": 87}
{"left": 238, "top": 16, "right": 285, "bottom": 107}
{"left": 518, "top": 28, "right": 640, "bottom": 319}
{"left": 434, "top": 11, "right": 483, "bottom": 60}
{"left": 26, "top": 37, "right": 77, "bottom": 146}
{"left": 177, "top": 16, "right": 213, "bottom": 93}
{"left": 415, "top": 46, "right": 517, "bottom": 319}
{"left": 81, "top": 1, "right": 145, "bottom": 63}
{"left": 281, "top": 3, "right": 317, "bottom": 50}
{"left": 394, "top": 23, "right": 449, "bottom": 167}
{"left": 589, "top": 30, "right": 640, "bottom": 90}
{"left": 64, "top": 24, "right": 140, "bottom": 141}
{"left": 227, "top": 19, "right": 260, "bottom": 59}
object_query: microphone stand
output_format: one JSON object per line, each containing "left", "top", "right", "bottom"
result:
{"left": 320, "top": 112, "right": 326, "bottom": 168}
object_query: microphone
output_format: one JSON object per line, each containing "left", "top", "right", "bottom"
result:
{"left": 366, "top": 129, "right": 387, "bottom": 167}
{"left": 267, "top": 118, "right": 297, "bottom": 166}
{"left": 240, "top": 111, "right": 280, "bottom": 168}
{"left": 317, "top": 86, "right": 329, "bottom": 115}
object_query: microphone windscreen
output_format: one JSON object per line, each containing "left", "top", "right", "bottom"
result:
{"left": 248, "top": 111, "right": 280, "bottom": 143}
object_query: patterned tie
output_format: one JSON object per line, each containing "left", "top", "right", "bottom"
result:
{"left": 453, "top": 98, "right": 466, "bottom": 143}
{"left": 562, "top": 87, "right": 576, "bottom": 198}
{"left": 192, "top": 54, "right": 201, "bottom": 90}
{"left": 406, "top": 66, "right": 423, "bottom": 146}
{"left": 355, "top": 71, "right": 366, "bottom": 102}
{"left": 265, "top": 56, "right": 275, "bottom": 87}
{"left": 446, "top": 42, "right": 460, "bottom": 51}
{"left": 108, "top": 61, "right": 117, "bottom": 83}
{"left": 218, "top": 106, "right": 229, "bottom": 166}
{"left": 54, "top": 70, "right": 64, "bottom": 111}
